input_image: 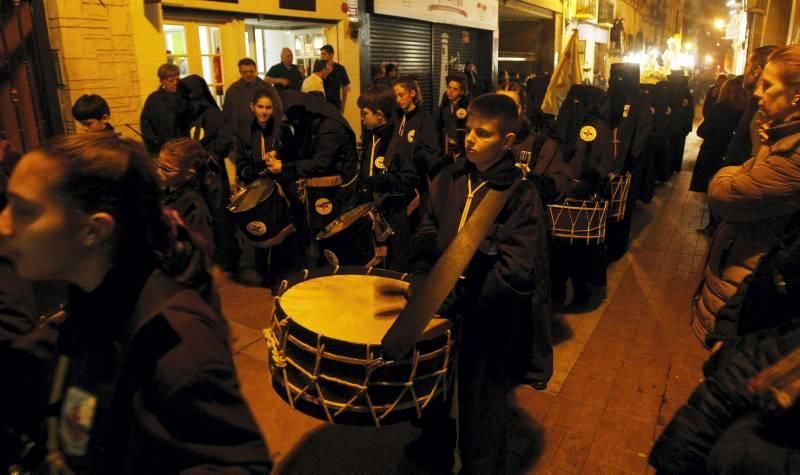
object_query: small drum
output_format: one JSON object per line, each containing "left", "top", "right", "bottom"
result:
{"left": 608, "top": 172, "right": 632, "bottom": 222}
{"left": 316, "top": 203, "right": 392, "bottom": 267}
{"left": 265, "top": 267, "right": 457, "bottom": 426}
{"left": 547, "top": 198, "right": 608, "bottom": 243}
{"left": 228, "top": 177, "right": 293, "bottom": 245}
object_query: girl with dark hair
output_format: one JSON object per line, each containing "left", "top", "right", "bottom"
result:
{"left": 232, "top": 87, "right": 299, "bottom": 285}
{"left": 156, "top": 138, "right": 217, "bottom": 259}
{"left": 0, "top": 134, "right": 270, "bottom": 472}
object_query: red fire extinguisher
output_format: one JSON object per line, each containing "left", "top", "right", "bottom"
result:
{"left": 213, "top": 54, "right": 224, "bottom": 96}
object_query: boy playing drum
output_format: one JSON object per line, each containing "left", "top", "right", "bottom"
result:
{"left": 406, "top": 94, "right": 550, "bottom": 472}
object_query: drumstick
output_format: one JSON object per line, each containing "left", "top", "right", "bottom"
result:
{"left": 381, "top": 181, "right": 520, "bottom": 359}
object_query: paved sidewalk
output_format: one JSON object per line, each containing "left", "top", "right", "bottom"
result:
{"left": 220, "top": 132, "right": 711, "bottom": 474}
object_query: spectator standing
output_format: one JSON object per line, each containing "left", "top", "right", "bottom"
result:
{"left": 265, "top": 47, "right": 303, "bottom": 92}
{"left": 140, "top": 63, "right": 180, "bottom": 155}
{"left": 724, "top": 45, "right": 779, "bottom": 166}
{"left": 223, "top": 58, "right": 280, "bottom": 139}
{"left": 692, "top": 44, "right": 800, "bottom": 344}
{"left": 319, "top": 44, "right": 351, "bottom": 112}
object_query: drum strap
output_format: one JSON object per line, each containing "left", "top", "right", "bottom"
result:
{"left": 382, "top": 179, "right": 522, "bottom": 359}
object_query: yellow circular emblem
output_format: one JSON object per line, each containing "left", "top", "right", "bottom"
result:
{"left": 246, "top": 221, "right": 267, "bottom": 236}
{"left": 579, "top": 125, "right": 597, "bottom": 142}
{"left": 456, "top": 108, "right": 467, "bottom": 119}
{"left": 375, "top": 156, "right": 386, "bottom": 169}
{"left": 407, "top": 130, "right": 416, "bottom": 143}
{"left": 315, "top": 198, "right": 333, "bottom": 216}
{"left": 681, "top": 98, "right": 689, "bottom": 107}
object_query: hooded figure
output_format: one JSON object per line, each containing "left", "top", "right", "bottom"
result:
{"left": 638, "top": 82, "right": 671, "bottom": 202}
{"left": 175, "top": 75, "right": 237, "bottom": 270}
{"left": 278, "top": 90, "right": 359, "bottom": 265}
{"left": 665, "top": 70, "right": 695, "bottom": 173}
{"left": 550, "top": 84, "right": 614, "bottom": 307}
{"left": 605, "top": 63, "right": 653, "bottom": 260}
{"left": 435, "top": 73, "right": 471, "bottom": 159}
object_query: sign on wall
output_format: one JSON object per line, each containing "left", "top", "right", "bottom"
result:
{"left": 280, "top": 0, "right": 316, "bottom": 11}
{"left": 374, "top": 0, "right": 498, "bottom": 31}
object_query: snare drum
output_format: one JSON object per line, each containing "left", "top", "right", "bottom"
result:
{"left": 608, "top": 173, "right": 632, "bottom": 222}
{"left": 227, "top": 177, "right": 294, "bottom": 246}
{"left": 265, "top": 267, "right": 457, "bottom": 426}
{"left": 316, "top": 204, "right": 392, "bottom": 267}
{"left": 547, "top": 198, "right": 608, "bottom": 244}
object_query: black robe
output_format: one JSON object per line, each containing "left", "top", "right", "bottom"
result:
{"left": 385, "top": 106, "right": 442, "bottom": 192}
{"left": 665, "top": 75, "right": 695, "bottom": 172}
{"left": 410, "top": 154, "right": 550, "bottom": 472}
{"left": 606, "top": 87, "right": 653, "bottom": 260}
{"left": 434, "top": 94, "right": 470, "bottom": 158}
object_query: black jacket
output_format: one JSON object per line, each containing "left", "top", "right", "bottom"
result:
{"left": 359, "top": 122, "right": 419, "bottom": 201}
{"left": 0, "top": 259, "right": 35, "bottom": 345}
{"left": 409, "top": 155, "right": 549, "bottom": 375}
{"left": 385, "top": 106, "right": 442, "bottom": 191}
{"left": 280, "top": 91, "right": 357, "bottom": 181}
{"left": 725, "top": 95, "right": 760, "bottom": 166}
{"left": 140, "top": 89, "right": 178, "bottom": 155}
{"left": 233, "top": 117, "right": 296, "bottom": 184}
{"left": 649, "top": 319, "right": 800, "bottom": 474}
{"left": 690, "top": 101, "right": 745, "bottom": 192}
{"left": 0, "top": 256, "right": 270, "bottom": 473}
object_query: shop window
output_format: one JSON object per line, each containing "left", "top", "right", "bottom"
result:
{"left": 199, "top": 25, "right": 224, "bottom": 103}
{"left": 244, "top": 24, "right": 324, "bottom": 78}
{"left": 164, "top": 24, "right": 189, "bottom": 77}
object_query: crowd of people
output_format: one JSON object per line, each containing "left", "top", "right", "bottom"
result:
{"left": 0, "top": 39, "right": 799, "bottom": 473}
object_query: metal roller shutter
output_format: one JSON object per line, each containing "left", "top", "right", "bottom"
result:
{"left": 368, "top": 15, "right": 433, "bottom": 112}
{"left": 432, "top": 24, "right": 493, "bottom": 103}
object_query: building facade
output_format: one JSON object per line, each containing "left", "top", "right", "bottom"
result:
{"left": 42, "top": 0, "right": 362, "bottom": 137}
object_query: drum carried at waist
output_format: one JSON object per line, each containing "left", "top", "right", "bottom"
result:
{"left": 316, "top": 201, "right": 393, "bottom": 267}
{"left": 607, "top": 172, "right": 632, "bottom": 222}
{"left": 227, "top": 176, "right": 294, "bottom": 246}
{"left": 265, "top": 267, "right": 458, "bottom": 426}
{"left": 547, "top": 198, "right": 608, "bottom": 244}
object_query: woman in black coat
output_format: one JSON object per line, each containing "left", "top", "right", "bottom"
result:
{"left": 689, "top": 77, "right": 748, "bottom": 193}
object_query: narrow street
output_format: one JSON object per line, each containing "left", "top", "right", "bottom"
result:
{"left": 221, "top": 130, "right": 711, "bottom": 474}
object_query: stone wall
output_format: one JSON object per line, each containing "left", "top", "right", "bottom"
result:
{"left": 43, "top": 0, "right": 145, "bottom": 138}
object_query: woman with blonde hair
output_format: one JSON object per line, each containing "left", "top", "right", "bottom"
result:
{"left": 693, "top": 44, "right": 800, "bottom": 347}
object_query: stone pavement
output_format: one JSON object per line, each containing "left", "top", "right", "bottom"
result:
{"left": 219, "top": 131, "right": 711, "bottom": 474}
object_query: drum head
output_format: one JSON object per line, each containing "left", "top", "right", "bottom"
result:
{"left": 228, "top": 177, "right": 276, "bottom": 213}
{"left": 279, "top": 274, "right": 449, "bottom": 345}
{"left": 316, "top": 203, "right": 373, "bottom": 240}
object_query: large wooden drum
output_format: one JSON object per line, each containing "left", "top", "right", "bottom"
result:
{"left": 265, "top": 267, "right": 457, "bottom": 426}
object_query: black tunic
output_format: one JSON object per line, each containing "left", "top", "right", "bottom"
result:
{"left": 385, "top": 106, "right": 442, "bottom": 192}
{"left": 434, "top": 94, "right": 470, "bottom": 158}
{"left": 140, "top": 88, "right": 178, "bottom": 155}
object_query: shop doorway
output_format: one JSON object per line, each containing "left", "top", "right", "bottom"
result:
{"left": 244, "top": 18, "right": 330, "bottom": 80}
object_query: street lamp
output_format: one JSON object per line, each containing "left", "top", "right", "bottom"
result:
{"left": 714, "top": 18, "right": 726, "bottom": 30}
{"left": 704, "top": 54, "right": 714, "bottom": 65}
